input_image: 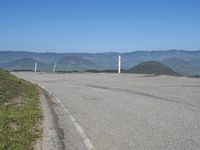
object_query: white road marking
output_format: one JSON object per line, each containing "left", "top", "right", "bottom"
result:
{"left": 39, "top": 85, "right": 96, "bottom": 150}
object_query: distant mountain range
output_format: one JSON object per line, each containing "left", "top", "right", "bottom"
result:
{"left": 0, "top": 50, "right": 200, "bottom": 75}
{"left": 56, "top": 55, "right": 99, "bottom": 71}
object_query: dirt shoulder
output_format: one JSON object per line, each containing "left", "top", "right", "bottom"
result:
{"left": 34, "top": 88, "right": 64, "bottom": 150}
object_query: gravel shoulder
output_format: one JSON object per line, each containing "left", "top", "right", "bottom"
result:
{"left": 34, "top": 88, "right": 64, "bottom": 150}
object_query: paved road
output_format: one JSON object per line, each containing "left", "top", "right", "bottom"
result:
{"left": 14, "top": 72, "right": 200, "bottom": 150}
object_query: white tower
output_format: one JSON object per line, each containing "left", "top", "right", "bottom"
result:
{"left": 53, "top": 61, "right": 57, "bottom": 73}
{"left": 34, "top": 62, "right": 37, "bottom": 72}
{"left": 118, "top": 55, "right": 121, "bottom": 73}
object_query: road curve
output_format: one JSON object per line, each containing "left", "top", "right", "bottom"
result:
{"left": 14, "top": 72, "right": 200, "bottom": 150}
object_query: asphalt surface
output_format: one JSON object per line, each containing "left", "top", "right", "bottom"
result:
{"left": 14, "top": 72, "right": 200, "bottom": 150}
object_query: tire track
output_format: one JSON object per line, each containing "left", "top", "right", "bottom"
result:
{"left": 80, "top": 84, "right": 199, "bottom": 109}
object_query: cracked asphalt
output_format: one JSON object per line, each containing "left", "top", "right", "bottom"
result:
{"left": 14, "top": 72, "right": 200, "bottom": 150}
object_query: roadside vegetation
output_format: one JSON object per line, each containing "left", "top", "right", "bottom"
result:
{"left": 0, "top": 69, "right": 42, "bottom": 149}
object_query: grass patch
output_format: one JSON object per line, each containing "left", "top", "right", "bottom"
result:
{"left": 0, "top": 69, "right": 42, "bottom": 149}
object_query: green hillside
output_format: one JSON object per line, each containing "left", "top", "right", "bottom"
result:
{"left": 0, "top": 69, "right": 42, "bottom": 149}
{"left": 127, "top": 61, "right": 179, "bottom": 76}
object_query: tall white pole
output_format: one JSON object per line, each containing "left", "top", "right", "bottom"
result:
{"left": 34, "top": 62, "right": 37, "bottom": 72}
{"left": 118, "top": 55, "right": 121, "bottom": 73}
{"left": 53, "top": 61, "right": 57, "bottom": 73}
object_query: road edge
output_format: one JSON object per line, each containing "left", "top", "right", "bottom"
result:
{"left": 37, "top": 87, "right": 65, "bottom": 150}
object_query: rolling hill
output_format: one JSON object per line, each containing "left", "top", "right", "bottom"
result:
{"left": 0, "top": 58, "right": 48, "bottom": 71}
{"left": 127, "top": 61, "right": 179, "bottom": 76}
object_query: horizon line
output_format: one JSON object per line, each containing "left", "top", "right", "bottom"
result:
{"left": 1, "top": 49, "right": 200, "bottom": 54}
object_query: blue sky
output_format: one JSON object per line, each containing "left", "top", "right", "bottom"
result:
{"left": 0, "top": 0, "right": 199, "bottom": 52}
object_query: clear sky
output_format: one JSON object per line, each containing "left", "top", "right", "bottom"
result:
{"left": 0, "top": 0, "right": 199, "bottom": 53}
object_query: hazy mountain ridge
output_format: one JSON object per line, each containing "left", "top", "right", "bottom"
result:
{"left": 0, "top": 58, "right": 49, "bottom": 71}
{"left": 0, "top": 50, "right": 200, "bottom": 75}
{"left": 56, "top": 55, "right": 102, "bottom": 71}
{"left": 162, "top": 58, "right": 200, "bottom": 75}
